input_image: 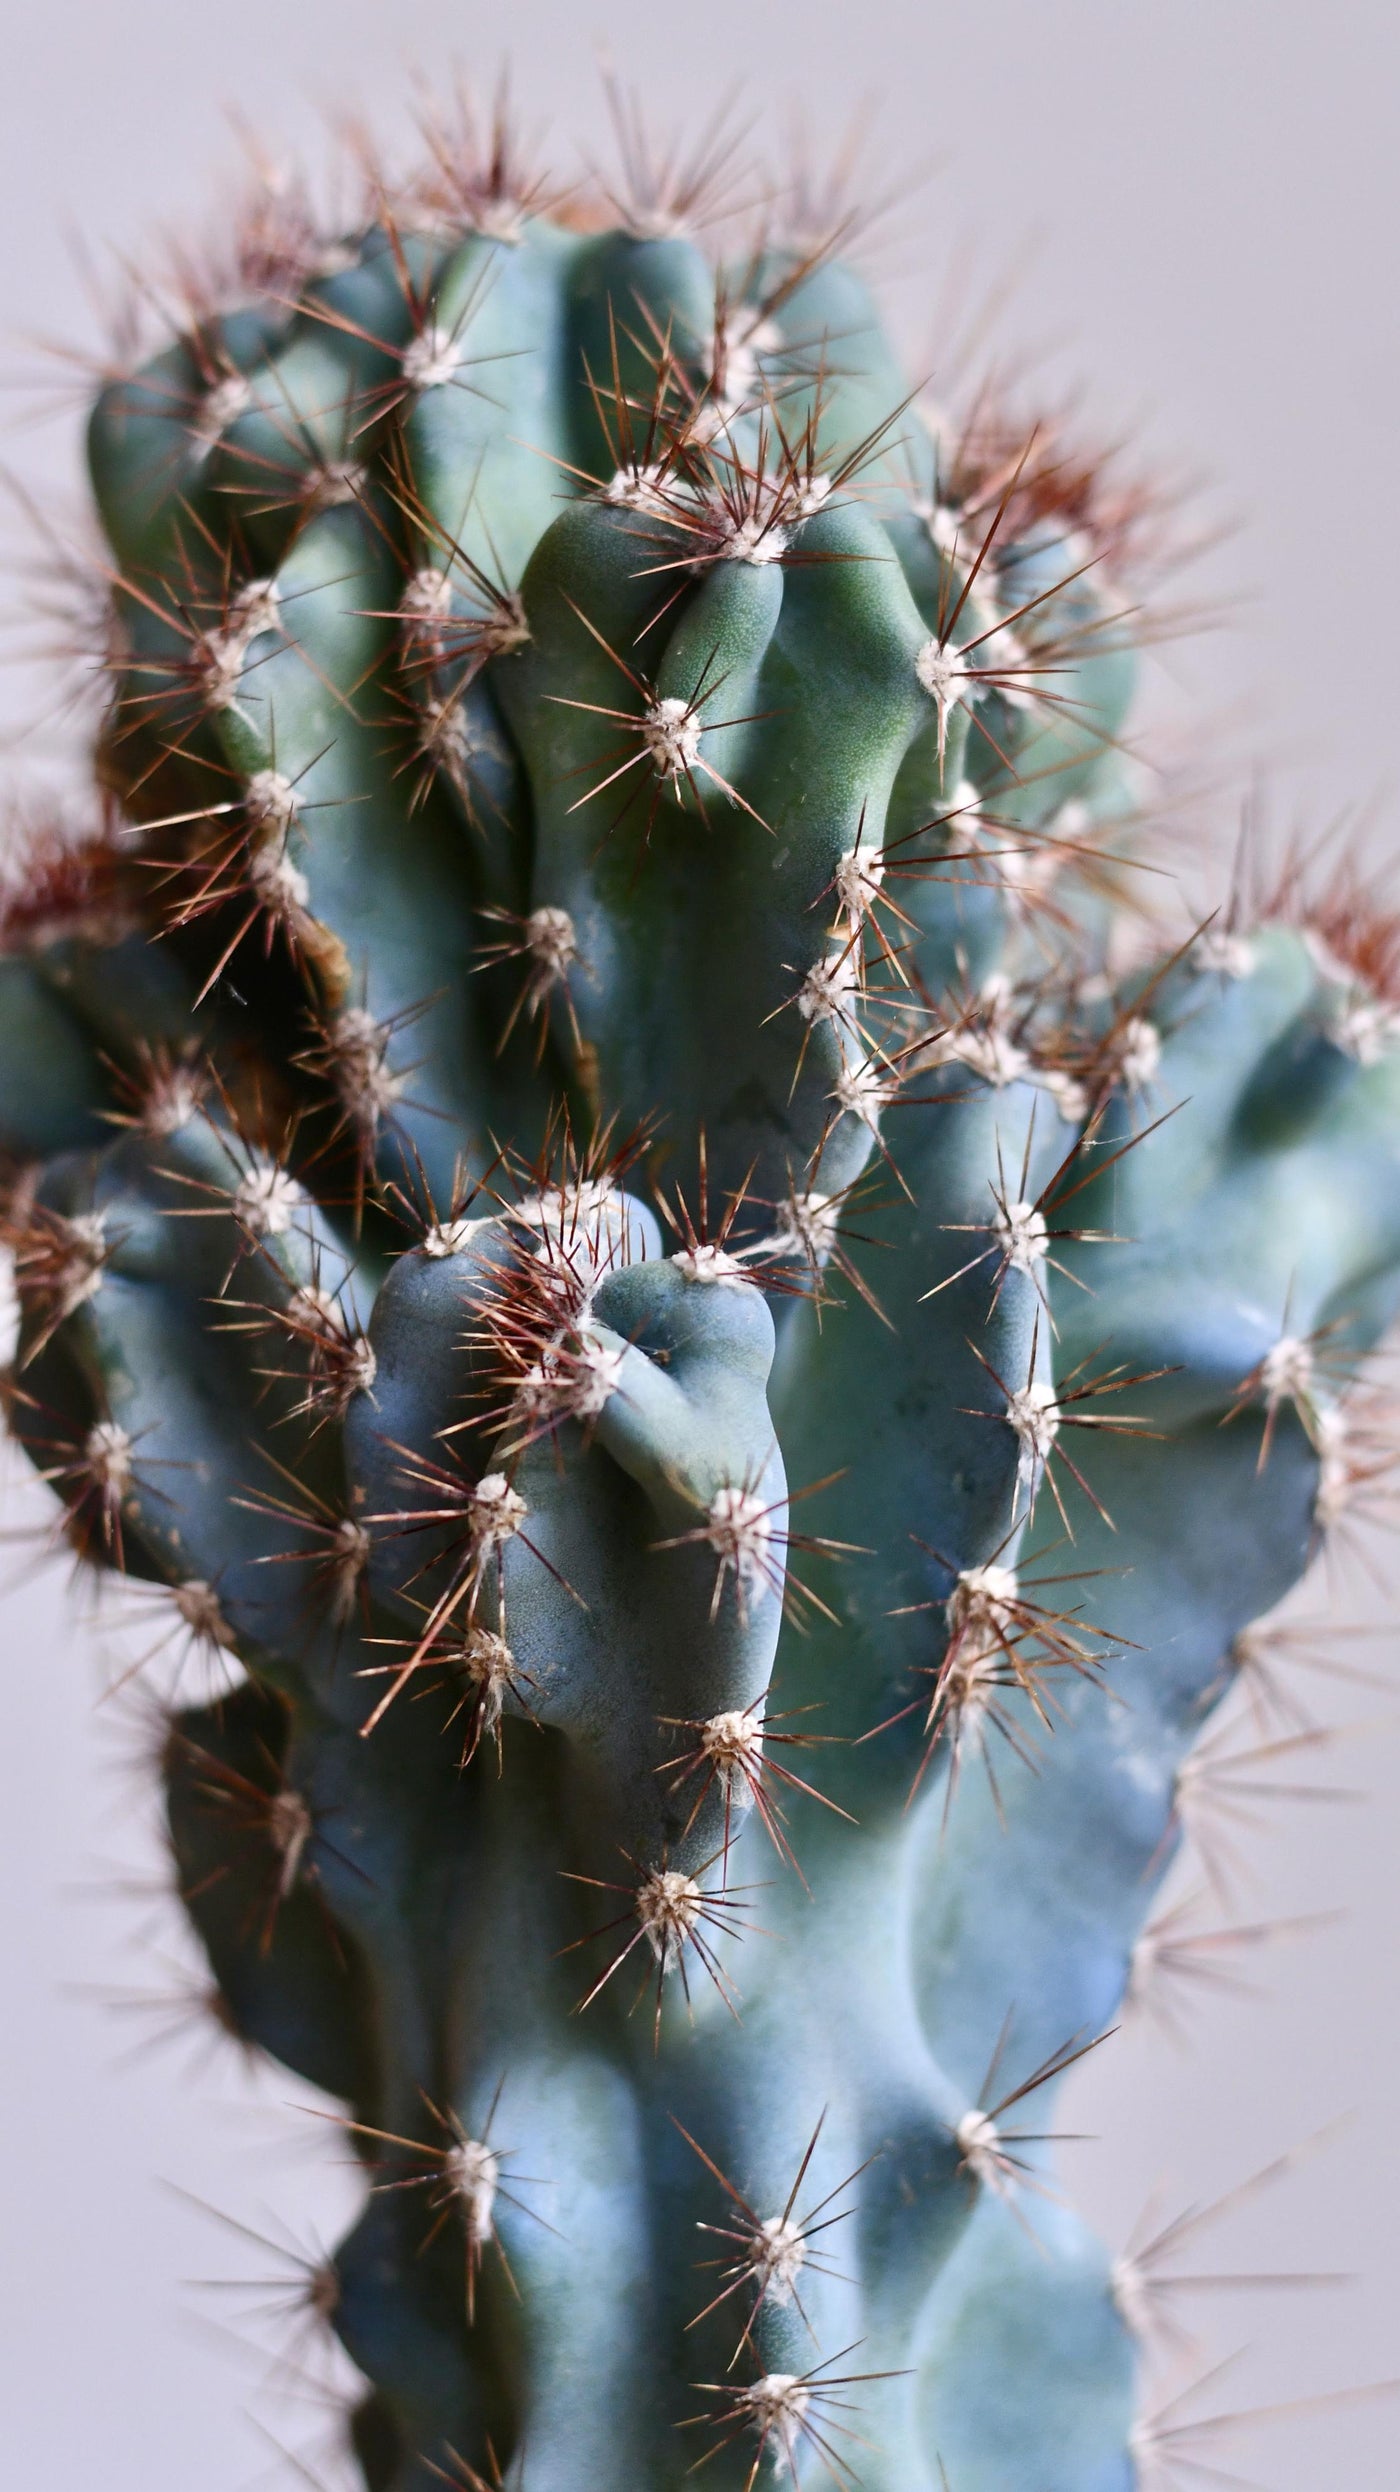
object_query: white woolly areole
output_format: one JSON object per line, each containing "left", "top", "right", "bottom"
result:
{"left": 84, "top": 1419, "right": 133, "bottom": 1494}
{"left": 190, "top": 370, "right": 252, "bottom": 453}
{"left": 1115, "top": 1016, "right": 1161, "bottom": 1093}
{"left": 330, "top": 1517, "right": 371, "bottom": 1621}
{"left": 524, "top": 905, "right": 578, "bottom": 977}
{"left": 311, "top": 240, "right": 359, "bottom": 279}
{"left": 328, "top": 1008, "right": 404, "bottom": 1121}
{"left": 469, "top": 1471, "right": 527, "bottom": 1550}
{"left": 714, "top": 314, "right": 784, "bottom": 412}
{"left": 303, "top": 459, "right": 365, "bottom": 509}
{"left": 603, "top": 463, "right": 671, "bottom": 517}
{"left": 718, "top": 510, "right": 789, "bottom": 567}
{"left": 245, "top": 770, "right": 299, "bottom": 836}
{"left": 914, "top": 636, "right": 973, "bottom": 757}
{"left": 1312, "top": 1399, "right": 1351, "bottom": 1528}
{"left": 267, "top": 1787, "right": 313, "bottom": 1895}
{"left": 642, "top": 695, "right": 702, "bottom": 779}
{"left": 947, "top": 1561, "right": 1019, "bottom": 1658}
{"left": 636, "top": 1866, "right": 704, "bottom": 1965}
{"left": 1128, "top": 2420, "right": 1161, "bottom": 2470}
{"left": 232, "top": 1162, "right": 303, "bottom": 1238}
{"left": 172, "top": 1577, "right": 236, "bottom": 1650}
{"left": 570, "top": 1329, "right": 627, "bottom": 1419}
{"left": 834, "top": 843, "right": 884, "bottom": 926}
{"left": 511, "top": 1178, "right": 617, "bottom": 1238}
{"left": 935, "top": 973, "right": 1028, "bottom": 1090}
{"left": 675, "top": 1241, "right": 751, "bottom": 1287}
{"left": 342, "top": 1335, "right": 379, "bottom": 1399}
{"left": 1005, "top": 1376, "right": 1060, "bottom": 1456}
{"left": 401, "top": 323, "right": 463, "bottom": 390}
{"left": 832, "top": 1053, "right": 888, "bottom": 1133}
{"left": 419, "top": 691, "right": 471, "bottom": 769}
{"left": 400, "top": 566, "right": 454, "bottom": 625}
{"left": 1260, "top": 1334, "right": 1315, "bottom": 1405}
{"left": 1196, "top": 926, "right": 1256, "bottom": 980}
{"left": 248, "top": 842, "right": 311, "bottom": 916}
{"left": 140, "top": 1060, "right": 203, "bottom": 1138}
{"left": 1039, "top": 1066, "right": 1089, "bottom": 1126}
{"left": 228, "top": 577, "right": 281, "bottom": 640}
{"left": 797, "top": 949, "right": 858, "bottom": 1027}
{"left": 1005, "top": 1379, "right": 1060, "bottom": 1506}
{"left": 953, "top": 1019, "right": 1029, "bottom": 1091}
{"left": 747, "top": 2212, "right": 806, "bottom": 2299}
{"left": 1109, "top": 2252, "right": 1153, "bottom": 2338}
{"left": 993, "top": 1198, "right": 1049, "bottom": 1275}
{"left": 699, "top": 1708, "right": 764, "bottom": 1805}
{"left": 46, "top": 1211, "right": 108, "bottom": 1313}
{"left": 919, "top": 499, "right": 965, "bottom": 560}
{"left": 510, "top": 1342, "right": 563, "bottom": 1425}
{"left": 955, "top": 2107, "right": 1005, "bottom": 2191}
{"left": 196, "top": 628, "right": 248, "bottom": 712}
{"left": 1125, "top": 1923, "right": 1161, "bottom": 2005}
{"left": 1330, "top": 992, "right": 1400, "bottom": 1065}
{"left": 739, "top": 2372, "right": 811, "bottom": 2471}
{"left": 705, "top": 1485, "right": 774, "bottom": 1592}
{"left": 474, "top": 198, "right": 526, "bottom": 244}
{"left": 458, "top": 1627, "right": 515, "bottom": 1727}
{"left": 421, "top": 1216, "right": 487, "bottom": 1259}
{"left": 444, "top": 2139, "right": 500, "bottom": 2245}
{"left": 772, "top": 1189, "right": 840, "bottom": 1269}
{"left": 289, "top": 1283, "right": 347, "bottom": 1338}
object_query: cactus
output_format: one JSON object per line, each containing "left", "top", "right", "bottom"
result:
{"left": 4, "top": 94, "right": 1399, "bottom": 2492}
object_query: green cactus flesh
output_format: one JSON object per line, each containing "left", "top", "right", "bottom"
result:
{"left": 3, "top": 113, "right": 1398, "bottom": 2492}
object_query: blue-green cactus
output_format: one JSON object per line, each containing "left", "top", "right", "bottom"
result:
{"left": 3, "top": 102, "right": 1398, "bottom": 2492}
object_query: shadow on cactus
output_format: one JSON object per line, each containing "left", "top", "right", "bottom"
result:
{"left": 3, "top": 82, "right": 1399, "bottom": 2492}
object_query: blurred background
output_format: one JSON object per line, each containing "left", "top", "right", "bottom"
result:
{"left": 1, "top": 3, "right": 1397, "bottom": 2483}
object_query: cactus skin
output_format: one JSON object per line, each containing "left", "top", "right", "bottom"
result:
{"left": 3, "top": 114, "right": 1400, "bottom": 2492}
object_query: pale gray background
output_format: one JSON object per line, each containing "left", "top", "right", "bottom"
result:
{"left": 1, "top": 3, "right": 1398, "bottom": 2484}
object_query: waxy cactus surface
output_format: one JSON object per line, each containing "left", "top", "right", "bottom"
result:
{"left": 4, "top": 95, "right": 1399, "bottom": 2492}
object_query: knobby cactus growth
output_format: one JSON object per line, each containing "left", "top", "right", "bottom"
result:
{"left": 3, "top": 91, "right": 1399, "bottom": 2492}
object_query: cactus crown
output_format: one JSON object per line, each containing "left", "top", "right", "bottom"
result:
{"left": 3, "top": 87, "right": 1399, "bottom": 2492}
